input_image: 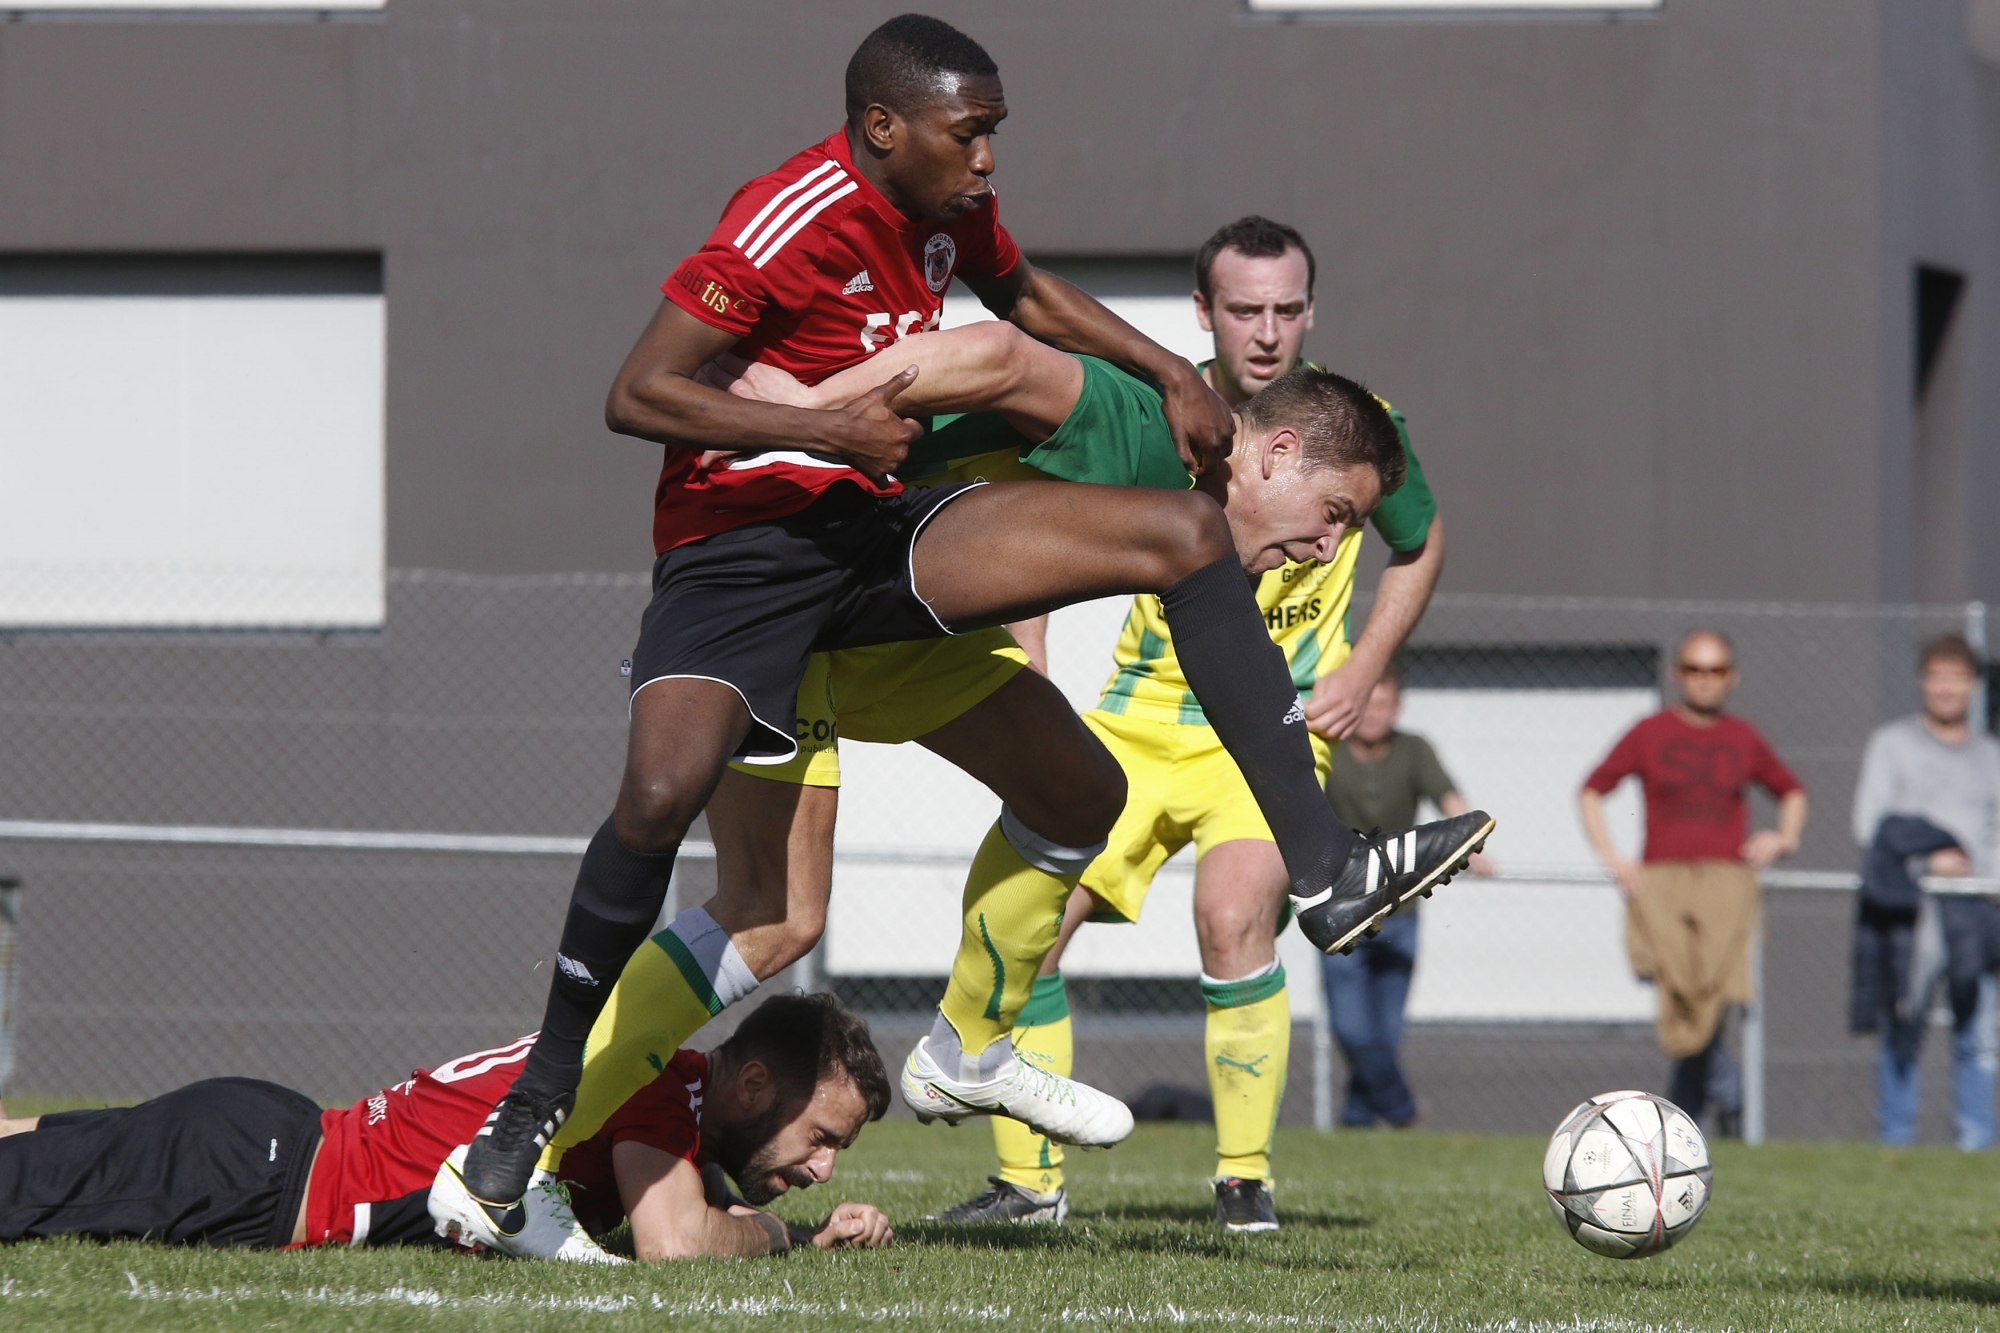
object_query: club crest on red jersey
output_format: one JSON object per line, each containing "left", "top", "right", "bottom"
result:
{"left": 924, "top": 233, "right": 957, "bottom": 293}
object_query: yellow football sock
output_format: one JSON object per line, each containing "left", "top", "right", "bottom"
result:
{"left": 994, "top": 972, "right": 1071, "bottom": 1195}
{"left": 536, "top": 910, "right": 746, "bottom": 1171}
{"left": 939, "top": 820, "right": 1072, "bottom": 1057}
{"left": 1204, "top": 964, "right": 1290, "bottom": 1182}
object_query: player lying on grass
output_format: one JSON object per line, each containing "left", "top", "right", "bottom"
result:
{"left": 460, "top": 13, "right": 1489, "bottom": 1226}
{"left": 0, "top": 994, "right": 891, "bottom": 1262}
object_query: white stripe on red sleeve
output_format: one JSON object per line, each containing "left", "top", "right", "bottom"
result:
{"left": 732, "top": 159, "right": 843, "bottom": 250}
{"left": 750, "top": 181, "right": 860, "bottom": 269}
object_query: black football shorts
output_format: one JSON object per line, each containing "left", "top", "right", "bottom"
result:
{"left": 629, "top": 479, "right": 983, "bottom": 763}
{"left": 0, "top": 1078, "right": 321, "bottom": 1248}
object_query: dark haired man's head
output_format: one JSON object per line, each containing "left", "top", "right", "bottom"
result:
{"left": 1199, "top": 368, "right": 1404, "bottom": 575}
{"left": 1193, "top": 217, "right": 1319, "bottom": 405}
{"left": 844, "top": 15, "right": 1005, "bottom": 224}
{"left": 1195, "top": 216, "right": 1317, "bottom": 305}
{"left": 1240, "top": 369, "right": 1404, "bottom": 492}
{"left": 704, "top": 993, "right": 890, "bottom": 1204}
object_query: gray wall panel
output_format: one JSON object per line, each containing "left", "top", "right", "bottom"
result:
{"left": 0, "top": 1, "right": 1990, "bottom": 601}
{"left": 0, "top": 24, "right": 375, "bottom": 246}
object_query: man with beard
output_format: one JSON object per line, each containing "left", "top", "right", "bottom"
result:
{"left": 0, "top": 994, "right": 893, "bottom": 1262}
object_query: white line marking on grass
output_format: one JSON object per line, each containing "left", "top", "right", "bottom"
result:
{"left": 75, "top": 1276, "right": 1754, "bottom": 1331}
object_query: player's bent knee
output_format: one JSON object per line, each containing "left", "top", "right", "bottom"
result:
{"left": 1145, "top": 492, "right": 1235, "bottom": 586}
{"left": 1183, "top": 494, "right": 1236, "bottom": 566}
{"left": 612, "top": 781, "right": 704, "bottom": 853}
{"left": 1008, "top": 764, "right": 1123, "bottom": 850}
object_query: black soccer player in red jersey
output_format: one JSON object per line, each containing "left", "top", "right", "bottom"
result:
{"left": 457, "top": 14, "right": 1491, "bottom": 1213}
{"left": 0, "top": 994, "right": 893, "bottom": 1261}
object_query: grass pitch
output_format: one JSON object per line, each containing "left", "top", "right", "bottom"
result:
{"left": 5, "top": 1120, "right": 2000, "bottom": 1331}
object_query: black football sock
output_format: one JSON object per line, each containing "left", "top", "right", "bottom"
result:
{"left": 1160, "top": 554, "right": 1360, "bottom": 895}
{"left": 518, "top": 815, "right": 677, "bottom": 1096}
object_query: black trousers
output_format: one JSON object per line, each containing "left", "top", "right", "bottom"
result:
{"left": 0, "top": 1078, "right": 321, "bottom": 1248}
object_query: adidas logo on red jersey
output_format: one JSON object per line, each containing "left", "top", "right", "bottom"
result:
{"left": 842, "top": 269, "right": 874, "bottom": 295}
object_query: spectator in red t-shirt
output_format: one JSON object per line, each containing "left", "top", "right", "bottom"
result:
{"left": 1578, "top": 629, "right": 1809, "bottom": 1134}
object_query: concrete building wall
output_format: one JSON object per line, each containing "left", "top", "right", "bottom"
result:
{"left": 0, "top": 1, "right": 1990, "bottom": 603}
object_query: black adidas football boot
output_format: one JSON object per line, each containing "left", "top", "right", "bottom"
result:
{"left": 1293, "top": 811, "right": 1496, "bottom": 955}
{"left": 457, "top": 1084, "right": 574, "bottom": 1208}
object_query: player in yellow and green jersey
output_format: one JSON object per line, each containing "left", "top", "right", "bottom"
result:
{"left": 929, "top": 217, "right": 1457, "bottom": 1233}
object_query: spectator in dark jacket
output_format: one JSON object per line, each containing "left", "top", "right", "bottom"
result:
{"left": 1852, "top": 634, "right": 2000, "bottom": 1149}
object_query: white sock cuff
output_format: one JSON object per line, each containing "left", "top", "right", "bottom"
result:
{"left": 715, "top": 940, "right": 759, "bottom": 1008}
{"left": 667, "top": 907, "right": 760, "bottom": 1009}
{"left": 999, "top": 806, "right": 1108, "bottom": 878}
{"left": 1199, "top": 958, "right": 1281, "bottom": 989}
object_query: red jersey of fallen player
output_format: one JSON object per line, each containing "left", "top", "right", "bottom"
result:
{"left": 301, "top": 1034, "right": 707, "bottom": 1245}
{"left": 1583, "top": 710, "right": 1804, "bottom": 863}
{"left": 653, "top": 127, "right": 1022, "bottom": 553}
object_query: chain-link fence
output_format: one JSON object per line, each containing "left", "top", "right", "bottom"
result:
{"left": 0, "top": 574, "right": 1993, "bottom": 1148}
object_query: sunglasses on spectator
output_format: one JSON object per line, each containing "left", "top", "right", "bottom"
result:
{"left": 1677, "top": 663, "right": 1732, "bottom": 676}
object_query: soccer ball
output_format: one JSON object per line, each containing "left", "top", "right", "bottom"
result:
{"left": 1542, "top": 1090, "right": 1711, "bottom": 1258}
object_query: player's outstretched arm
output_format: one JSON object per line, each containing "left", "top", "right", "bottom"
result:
{"left": 606, "top": 299, "right": 921, "bottom": 482}
{"left": 615, "top": 1142, "right": 792, "bottom": 1259}
{"left": 733, "top": 322, "right": 1083, "bottom": 443}
{"left": 963, "top": 260, "right": 1232, "bottom": 472}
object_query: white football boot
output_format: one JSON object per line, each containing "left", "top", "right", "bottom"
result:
{"left": 429, "top": 1143, "right": 626, "bottom": 1264}
{"left": 901, "top": 1035, "right": 1134, "bottom": 1147}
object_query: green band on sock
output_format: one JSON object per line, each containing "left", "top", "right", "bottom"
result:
{"left": 652, "top": 929, "right": 724, "bottom": 1017}
{"left": 1017, "top": 972, "right": 1070, "bottom": 1027}
{"left": 1202, "top": 965, "right": 1286, "bottom": 1010}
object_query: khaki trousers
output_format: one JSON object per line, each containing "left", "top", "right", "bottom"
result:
{"left": 1625, "top": 860, "right": 1759, "bottom": 1058}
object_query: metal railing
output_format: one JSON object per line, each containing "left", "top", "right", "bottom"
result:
{"left": 6, "top": 817, "right": 1993, "bottom": 1146}
{"left": 1301, "top": 863, "right": 2000, "bottom": 1143}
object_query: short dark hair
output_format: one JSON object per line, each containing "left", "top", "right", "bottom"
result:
{"left": 845, "top": 15, "right": 998, "bottom": 128}
{"left": 1195, "top": 216, "right": 1317, "bottom": 304}
{"left": 1237, "top": 367, "right": 1406, "bottom": 495}
{"left": 713, "top": 992, "right": 892, "bottom": 1122}
{"left": 1921, "top": 633, "right": 1982, "bottom": 676}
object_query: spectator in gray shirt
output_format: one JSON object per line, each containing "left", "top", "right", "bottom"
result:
{"left": 1852, "top": 634, "right": 2000, "bottom": 1148}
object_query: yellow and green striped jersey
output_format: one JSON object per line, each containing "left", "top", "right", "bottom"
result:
{"left": 1095, "top": 385, "right": 1436, "bottom": 726}
{"left": 1096, "top": 529, "right": 1365, "bottom": 725}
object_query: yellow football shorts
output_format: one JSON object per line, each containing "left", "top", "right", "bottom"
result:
{"left": 1078, "top": 708, "right": 1333, "bottom": 924}
{"left": 725, "top": 627, "right": 1029, "bottom": 787}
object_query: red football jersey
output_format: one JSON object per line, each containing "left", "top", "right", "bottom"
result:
{"left": 653, "top": 127, "right": 1022, "bottom": 553}
{"left": 300, "top": 1035, "right": 707, "bottom": 1246}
